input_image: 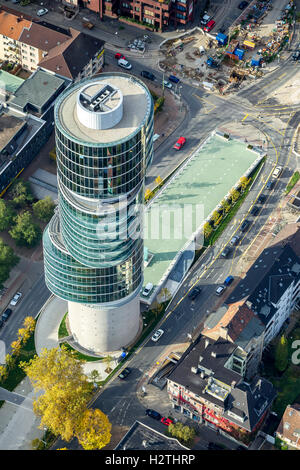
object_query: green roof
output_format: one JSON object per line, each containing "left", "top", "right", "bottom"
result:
{"left": 0, "top": 70, "right": 24, "bottom": 95}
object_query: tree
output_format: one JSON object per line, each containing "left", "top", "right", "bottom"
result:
{"left": 9, "top": 211, "right": 41, "bottom": 246}
{"left": 0, "top": 199, "right": 16, "bottom": 231}
{"left": 211, "top": 210, "right": 222, "bottom": 227}
{"left": 104, "top": 355, "right": 114, "bottom": 374}
{"left": 229, "top": 188, "right": 240, "bottom": 203}
{"left": 0, "top": 238, "right": 19, "bottom": 267}
{"left": 203, "top": 222, "right": 213, "bottom": 239}
{"left": 168, "top": 422, "right": 195, "bottom": 443}
{"left": 20, "top": 346, "right": 94, "bottom": 441}
{"left": 220, "top": 198, "right": 231, "bottom": 214}
{"left": 152, "top": 300, "right": 163, "bottom": 318}
{"left": 76, "top": 408, "right": 112, "bottom": 450}
{"left": 239, "top": 176, "right": 250, "bottom": 192}
{"left": 160, "top": 287, "right": 171, "bottom": 302}
{"left": 33, "top": 196, "right": 55, "bottom": 222}
{"left": 275, "top": 335, "right": 289, "bottom": 373}
{"left": 10, "top": 180, "right": 34, "bottom": 208}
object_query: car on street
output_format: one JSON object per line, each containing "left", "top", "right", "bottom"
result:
{"left": 292, "top": 51, "right": 300, "bottom": 61}
{"left": 118, "top": 58, "right": 132, "bottom": 70}
{"left": 168, "top": 75, "right": 180, "bottom": 84}
{"left": 141, "top": 70, "right": 156, "bottom": 81}
{"left": 240, "top": 219, "right": 250, "bottom": 232}
{"left": 161, "top": 417, "right": 173, "bottom": 426}
{"left": 200, "top": 14, "right": 211, "bottom": 25}
{"left": 203, "top": 20, "right": 216, "bottom": 33}
{"left": 266, "top": 180, "right": 274, "bottom": 190}
{"left": 1, "top": 308, "right": 12, "bottom": 322}
{"left": 118, "top": 367, "right": 131, "bottom": 380}
{"left": 257, "top": 194, "right": 266, "bottom": 204}
{"left": 230, "top": 235, "right": 240, "bottom": 246}
{"left": 37, "top": 8, "right": 48, "bottom": 16}
{"left": 142, "top": 282, "right": 153, "bottom": 297}
{"left": 272, "top": 166, "right": 282, "bottom": 178}
{"left": 151, "top": 329, "right": 164, "bottom": 342}
{"left": 10, "top": 292, "right": 22, "bottom": 306}
{"left": 188, "top": 286, "right": 201, "bottom": 301}
{"left": 163, "top": 80, "right": 172, "bottom": 89}
{"left": 250, "top": 205, "right": 259, "bottom": 216}
{"left": 115, "top": 52, "right": 126, "bottom": 60}
{"left": 173, "top": 136, "right": 186, "bottom": 150}
{"left": 215, "top": 285, "right": 226, "bottom": 296}
{"left": 238, "top": 1, "right": 249, "bottom": 9}
{"left": 221, "top": 246, "right": 231, "bottom": 258}
{"left": 224, "top": 275, "right": 234, "bottom": 286}
{"left": 145, "top": 409, "right": 161, "bottom": 420}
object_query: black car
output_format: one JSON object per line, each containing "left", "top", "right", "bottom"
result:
{"left": 0, "top": 318, "right": 3, "bottom": 329}
{"left": 266, "top": 180, "right": 274, "bottom": 190}
{"left": 145, "top": 409, "right": 161, "bottom": 420}
{"left": 208, "top": 442, "right": 226, "bottom": 450}
{"left": 238, "top": 1, "right": 248, "bottom": 9}
{"left": 118, "top": 367, "right": 131, "bottom": 380}
{"left": 141, "top": 70, "right": 156, "bottom": 81}
{"left": 188, "top": 286, "right": 201, "bottom": 301}
{"left": 240, "top": 220, "right": 250, "bottom": 232}
{"left": 250, "top": 205, "right": 259, "bottom": 216}
{"left": 292, "top": 51, "right": 300, "bottom": 61}
{"left": 221, "top": 246, "right": 231, "bottom": 258}
{"left": 257, "top": 194, "right": 266, "bottom": 204}
{"left": 1, "top": 308, "right": 12, "bottom": 322}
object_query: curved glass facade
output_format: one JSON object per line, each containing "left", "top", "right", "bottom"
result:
{"left": 43, "top": 74, "right": 153, "bottom": 305}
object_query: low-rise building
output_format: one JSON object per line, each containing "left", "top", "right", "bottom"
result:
{"left": 276, "top": 404, "right": 300, "bottom": 449}
{"left": 167, "top": 336, "right": 276, "bottom": 441}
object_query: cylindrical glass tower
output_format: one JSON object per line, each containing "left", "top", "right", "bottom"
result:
{"left": 43, "top": 73, "right": 154, "bottom": 353}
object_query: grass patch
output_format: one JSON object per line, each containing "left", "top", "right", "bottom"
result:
{"left": 59, "top": 341, "right": 103, "bottom": 362}
{"left": 0, "top": 333, "right": 36, "bottom": 409}
{"left": 58, "top": 312, "right": 69, "bottom": 339}
{"left": 285, "top": 171, "right": 300, "bottom": 195}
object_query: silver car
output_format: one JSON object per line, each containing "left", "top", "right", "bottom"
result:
{"left": 10, "top": 292, "right": 22, "bottom": 306}
{"left": 151, "top": 329, "right": 164, "bottom": 342}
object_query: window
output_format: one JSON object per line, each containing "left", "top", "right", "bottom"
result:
{"left": 144, "top": 9, "right": 154, "bottom": 16}
{"left": 177, "top": 4, "right": 186, "bottom": 11}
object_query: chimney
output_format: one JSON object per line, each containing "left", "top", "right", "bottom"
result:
{"left": 211, "top": 351, "right": 217, "bottom": 358}
{"left": 205, "top": 339, "right": 210, "bottom": 349}
{"left": 246, "top": 301, "right": 252, "bottom": 309}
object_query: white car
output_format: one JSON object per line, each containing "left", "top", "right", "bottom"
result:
{"left": 163, "top": 80, "right": 172, "bottom": 89}
{"left": 10, "top": 292, "right": 22, "bottom": 306}
{"left": 151, "top": 329, "right": 164, "bottom": 342}
{"left": 201, "top": 14, "right": 211, "bottom": 25}
{"left": 37, "top": 8, "right": 49, "bottom": 17}
{"left": 215, "top": 285, "right": 226, "bottom": 296}
{"left": 118, "top": 58, "right": 132, "bottom": 70}
{"left": 142, "top": 282, "right": 153, "bottom": 297}
{"left": 272, "top": 166, "right": 282, "bottom": 179}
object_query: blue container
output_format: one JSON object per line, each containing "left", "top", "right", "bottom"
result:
{"left": 216, "top": 33, "right": 228, "bottom": 45}
{"left": 251, "top": 54, "right": 261, "bottom": 67}
{"left": 234, "top": 47, "right": 245, "bottom": 60}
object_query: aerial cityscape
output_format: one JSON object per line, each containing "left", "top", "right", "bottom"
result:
{"left": 0, "top": 0, "right": 300, "bottom": 456}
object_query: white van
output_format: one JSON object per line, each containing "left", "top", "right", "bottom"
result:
{"left": 272, "top": 166, "right": 282, "bottom": 178}
{"left": 118, "top": 58, "right": 132, "bottom": 70}
{"left": 142, "top": 282, "right": 153, "bottom": 297}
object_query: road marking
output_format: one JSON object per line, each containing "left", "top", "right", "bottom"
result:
{"left": 242, "top": 113, "right": 248, "bottom": 122}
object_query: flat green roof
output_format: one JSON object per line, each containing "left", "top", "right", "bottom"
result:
{"left": 0, "top": 70, "right": 24, "bottom": 95}
{"left": 143, "top": 133, "right": 260, "bottom": 293}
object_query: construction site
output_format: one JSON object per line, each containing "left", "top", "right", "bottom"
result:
{"left": 158, "top": 0, "right": 295, "bottom": 94}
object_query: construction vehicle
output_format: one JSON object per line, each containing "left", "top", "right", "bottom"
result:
{"left": 206, "top": 57, "right": 220, "bottom": 68}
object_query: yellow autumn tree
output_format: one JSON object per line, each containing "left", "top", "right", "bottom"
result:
{"left": 76, "top": 408, "right": 112, "bottom": 450}
{"left": 20, "top": 346, "right": 94, "bottom": 442}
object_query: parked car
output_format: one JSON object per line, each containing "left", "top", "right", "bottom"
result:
{"left": 115, "top": 52, "right": 125, "bottom": 60}
{"left": 145, "top": 409, "right": 161, "bottom": 420}
{"left": 141, "top": 70, "right": 156, "bottom": 81}
{"left": 272, "top": 166, "right": 282, "bottom": 178}
{"left": 10, "top": 292, "right": 22, "bottom": 306}
{"left": 292, "top": 51, "right": 300, "bottom": 61}
{"left": 142, "top": 282, "right": 153, "bottom": 297}
{"left": 224, "top": 275, "right": 234, "bottom": 286}
{"left": 151, "top": 329, "right": 164, "bottom": 342}
{"left": 238, "top": 1, "right": 249, "bottom": 9}
{"left": 118, "top": 58, "right": 132, "bottom": 70}
{"left": 161, "top": 417, "right": 173, "bottom": 426}
{"left": 0, "top": 318, "right": 3, "bottom": 329}
{"left": 250, "top": 205, "right": 259, "bottom": 216}
{"left": 215, "top": 285, "right": 226, "bottom": 296}
{"left": 240, "top": 219, "right": 250, "bottom": 232}
{"left": 118, "top": 367, "right": 131, "bottom": 380}
{"left": 230, "top": 235, "right": 240, "bottom": 246}
{"left": 203, "top": 20, "right": 216, "bottom": 33}
{"left": 163, "top": 80, "right": 172, "bottom": 89}
{"left": 266, "top": 180, "right": 274, "bottom": 190}
{"left": 257, "top": 194, "right": 266, "bottom": 204}
{"left": 173, "top": 136, "right": 186, "bottom": 150}
{"left": 37, "top": 8, "right": 48, "bottom": 16}
{"left": 200, "top": 14, "right": 211, "bottom": 25}
{"left": 168, "top": 75, "right": 180, "bottom": 84}
{"left": 188, "top": 286, "right": 201, "bottom": 301}
{"left": 1, "top": 308, "right": 12, "bottom": 322}
{"left": 221, "top": 246, "right": 231, "bottom": 258}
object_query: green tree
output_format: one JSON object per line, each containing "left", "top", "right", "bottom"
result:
{"left": 203, "top": 222, "right": 213, "bottom": 239}
{"left": 0, "top": 238, "right": 19, "bottom": 287}
{"left": 9, "top": 211, "right": 41, "bottom": 246}
{"left": 229, "top": 188, "right": 240, "bottom": 203}
{"left": 220, "top": 198, "right": 231, "bottom": 215}
{"left": 275, "top": 335, "right": 289, "bottom": 373}
{"left": 10, "top": 180, "right": 34, "bottom": 208}
{"left": 33, "top": 196, "right": 55, "bottom": 222}
{"left": 0, "top": 199, "right": 16, "bottom": 231}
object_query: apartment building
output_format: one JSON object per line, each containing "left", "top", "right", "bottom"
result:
{"left": 167, "top": 336, "right": 276, "bottom": 439}
{"left": 0, "top": 7, "right": 105, "bottom": 79}
{"left": 226, "top": 244, "right": 300, "bottom": 347}
{"left": 276, "top": 404, "right": 300, "bottom": 449}
{"left": 202, "top": 300, "right": 265, "bottom": 380}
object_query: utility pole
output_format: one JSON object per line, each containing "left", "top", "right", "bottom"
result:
{"left": 162, "top": 71, "right": 165, "bottom": 97}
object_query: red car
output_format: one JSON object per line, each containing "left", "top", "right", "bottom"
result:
{"left": 115, "top": 52, "right": 126, "bottom": 60}
{"left": 203, "top": 20, "right": 216, "bottom": 32}
{"left": 173, "top": 136, "right": 186, "bottom": 150}
{"left": 161, "top": 417, "right": 173, "bottom": 426}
